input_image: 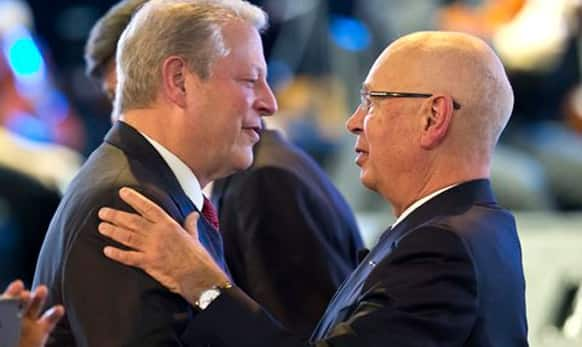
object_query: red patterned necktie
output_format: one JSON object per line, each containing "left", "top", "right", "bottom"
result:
{"left": 202, "top": 196, "right": 219, "bottom": 231}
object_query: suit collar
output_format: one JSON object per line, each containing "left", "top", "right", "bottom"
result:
{"left": 104, "top": 121, "right": 200, "bottom": 217}
{"left": 386, "top": 179, "right": 496, "bottom": 241}
{"left": 391, "top": 183, "right": 458, "bottom": 229}
{"left": 140, "top": 132, "right": 203, "bottom": 211}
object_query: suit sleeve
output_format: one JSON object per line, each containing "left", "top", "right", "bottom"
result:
{"left": 185, "top": 226, "right": 478, "bottom": 347}
{"left": 221, "top": 167, "right": 351, "bottom": 335}
{"left": 61, "top": 188, "right": 193, "bottom": 347}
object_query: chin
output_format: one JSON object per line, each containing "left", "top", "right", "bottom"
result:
{"left": 360, "top": 171, "right": 378, "bottom": 192}
{"left": 232, "top": 150, "right": 254, "bottom": 171}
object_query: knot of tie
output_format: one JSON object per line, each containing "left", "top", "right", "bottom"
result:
{"left": 202, "top": 196, "right": 219, "bottom": 231}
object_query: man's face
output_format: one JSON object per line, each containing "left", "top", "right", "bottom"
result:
{"left": 345, "top": 51, "right": 420, "bottom": 197}
{"left": 184, "top": 20, "right": 277, "bottom": 180}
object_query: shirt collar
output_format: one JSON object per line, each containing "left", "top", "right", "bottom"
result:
{"left": 391, "top": 183, "right": 459, "bottom": 229}
{"left": 140, "top": 132, "right": 204, "bottom": 211}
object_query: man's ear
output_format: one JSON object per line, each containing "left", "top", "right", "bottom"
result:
{"left": 161, "top": 56, "right": 188, "bottom": 108}
{"left": 420, "top": 95, "right": 454, "bottom": 149}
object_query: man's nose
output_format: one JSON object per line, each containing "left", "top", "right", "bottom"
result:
{"left": 256, "top": 80, "right": 278, "bottom": 117}
{"left": 346, "top": 107, "right": 364, "bottom": 134}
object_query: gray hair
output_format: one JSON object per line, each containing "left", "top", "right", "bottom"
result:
{"left": 84, "top": 0, "right": 149, "bottom": 82}
{"left": 115, "top": 0, "right": 268, "bottom": 114}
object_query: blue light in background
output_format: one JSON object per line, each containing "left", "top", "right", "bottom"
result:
{"left": 329, "top": 15, "right": 371, "bottom": 52}
{"left": 3, "top": 27, "right": 46, "bottom": 83}
{"left": 37, "top": 90, "right": 70, "bottom": 124}
{"left": 5, "top": 112, "right": 52, "bottom": 143}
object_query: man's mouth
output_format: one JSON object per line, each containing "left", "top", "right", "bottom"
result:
{"left": 242, "top": 126, "right": 261, "bottom": 142}
{"left": 354, "top": 147, "right": 368, "bottom": 165}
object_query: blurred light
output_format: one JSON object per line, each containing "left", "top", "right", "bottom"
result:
{"left": 268, "top": 59, "right": 294, "bottom": 91}
{"left": 16, "top": 87, "right": 73, "bottom": 130}
{"left": 5, "top": 112, "right": 52, "bottom": 143}
{"left": 2, "top": 26, "right": 46, "bottom": 84}
{"left": 329, "top": 15, "right": 371, "bottom": 52}
{"left": 0, "top": 0, "right": 33, "bottom": 34}
{"left": 36, "top": 90, "right": 70, "bottom": 124}
{"left": 8, "top": 36, "right": 43, "bottom": 76}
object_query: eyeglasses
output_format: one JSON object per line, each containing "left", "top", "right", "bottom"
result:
{"left": 359, "top": 89, "right": 461, "bottom": 114}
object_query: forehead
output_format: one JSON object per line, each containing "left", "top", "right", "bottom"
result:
{"left": 363, "top": 49, "right": 403, "bottom": 89}
{"left": 215, "top": 21, "right": 267, "bottom": 73}
{"left": 364, "top": 44, "right": 428, "bottom": 93}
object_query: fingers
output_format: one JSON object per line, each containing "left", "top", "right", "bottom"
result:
{"left": 98, "top": 207, "right": 150, "bottom": 233}
{"left": 3, "top": 280, "right": 24, "bottom": 297}
{"left": 184, "top": 212, "right": 200, "bottom": 238}
{"left": 103, "top": 246, "right": 145, "bottom": 267}
{"left": 25, "top": 286, "right": 48, "bottom": 319}
{"left": 98, "top": 222, "right": 147, "bottom": 251}
{"left": 39, "top": 305, "right": 65, "bottom": 331}
{"left": 119, "top": 188, "right": 167, "bottom": 223}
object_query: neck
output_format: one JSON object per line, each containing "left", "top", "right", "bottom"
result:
{"left": 119, "top": 110, "right": 211, "bottom": 188}
{"left": 389, "top": 161, "right": 490, "bottom": 217}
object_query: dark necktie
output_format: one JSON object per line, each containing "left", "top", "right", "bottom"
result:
{"left": 202, "top": 196, "right": 219, "bottom": 231}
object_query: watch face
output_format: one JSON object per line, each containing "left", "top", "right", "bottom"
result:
{"left": 198, "top": 288, "right": 221, "bottom": 310}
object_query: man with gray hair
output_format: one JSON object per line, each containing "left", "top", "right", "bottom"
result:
{"left": 33, "top": 0, "right": 277, "bottom": 345}
{"left": 84, "top": 0, "right": 363, "bottom": 337}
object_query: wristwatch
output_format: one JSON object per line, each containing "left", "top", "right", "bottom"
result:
{"left": 195, "top": 281, "right": 233, "bottom": 310}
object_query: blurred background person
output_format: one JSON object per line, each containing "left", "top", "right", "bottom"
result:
{"left": 0, "top": 0, "right": 82, "bottom": 290}
{"left": 0, "top": 166, "right": 60, "bottom": 289}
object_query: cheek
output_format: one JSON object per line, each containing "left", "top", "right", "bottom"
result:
{"left": 365, "top": 119, "right": 406, "bottom": 174}
{"left": 364, "top": 116, "right": 388, "bottom": 156}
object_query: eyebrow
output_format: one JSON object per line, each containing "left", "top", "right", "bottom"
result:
{"left": 251, "top": 64, "right": 267, "bottom": 77}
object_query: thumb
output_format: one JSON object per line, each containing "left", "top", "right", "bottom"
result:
{"left": 184, "top": 212, "right": 200, "bottom": 238}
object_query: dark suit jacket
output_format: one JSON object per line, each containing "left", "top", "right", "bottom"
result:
{"left": 33, "top": 121, "right": 227, "bottom": 347}
{"left": 188, "top": 179, "right": 529, "bottom": 347}
{"left": 211, "top": 129, "right": 363, "bottom": 335}
{"left": 0, "top": 166, "right": 60, "bottom": 288}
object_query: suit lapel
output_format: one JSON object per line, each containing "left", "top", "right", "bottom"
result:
{"left": 104, "top": 121, "right": 196, "bottom": 218}
{"left": 104, "top": 121, "right": 227, "bottom": 270}
{"left": 312, "top": 179, "right": 497, "bottom": 339}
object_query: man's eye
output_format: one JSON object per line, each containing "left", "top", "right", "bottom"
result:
{"left": 240, "top": 77, "right": 258, "bottom": 85}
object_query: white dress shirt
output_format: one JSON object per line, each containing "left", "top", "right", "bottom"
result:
{"left": 391, "top": 184, "right": 458, "bottom": 230}
{"left": 140, "top": 132, "right": 204, "bottom": 211}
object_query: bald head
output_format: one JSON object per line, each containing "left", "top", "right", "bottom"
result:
{"left": 373, "top": 31, "right": 513, "bottom": 155}
{"left": 347, "top": 31, "right": 515, "bottom": 210}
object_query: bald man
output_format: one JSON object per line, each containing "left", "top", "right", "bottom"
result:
{"left": 96, "top": 31, "right": 529, "bottom": 346}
